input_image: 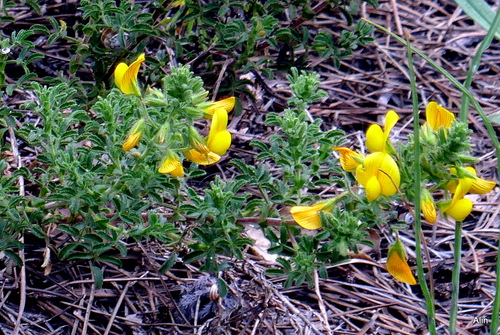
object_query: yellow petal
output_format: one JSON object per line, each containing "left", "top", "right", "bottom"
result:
{"left": 359, "top": 152, "right": 400, "bottom": 199}
{"left": 384, "top": 110, "right": 400, "bottom": 137}
{"left": 422, "top": 198, "right": 437, "bottom": 224}
{"left": 203, "top": 97, "right": 235, "bottom": 119}
{"left": 207, "top": 130, "right": 231, "bottom": 155}
{"left": 377, "top": 153, "right": 400, "bottom": 196}
{"left": 464, "top": 167, "right": 496, "bottom": 194}
{"left": 184, "top": 149, "right": 220, "bottom": 165}
{"left": 114, "top": 53, "right": 145, "bottom": 95}
{"left": 365, "top": 176, "right": 381, "bottom": 202}
{"left": 114, "top": 63, "right": 129, "bottom": 91}
{"left": 158, "top": 157, "right": 184, "bottom": 177}
{"left": 426, "top": 101, "right": 455, "bottom": 131}
{"left": 333, "top": 147, "right": 363, "bottom": 172}
{"left": 122, "top": 132, "right": 141, "bottom": 151}
{"left": 470, "top": 178, "right": 496, "bottom": 194}
{"left": 444, "top": 198, "right": 473, "bottom": 222}
{"left": 387, "top": 242, "right": 417, "bottom": 285}
{"left": 366, "top": 124, "right": 385, "bottom": 152}
{"left": 207, "top": 108, "right": 229, "bottom": 143}
{"left": 290, "top": 203, "right": 327, "bottom": 229}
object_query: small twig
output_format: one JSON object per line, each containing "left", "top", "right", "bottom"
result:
{"left": 212, "top": 58, "right": 232, "bottom": 101}
{"left": 81, "top": 267, "right": 97, "bottom": 335}
{"left": 103, "top": 276, "right": 137, "bottom": 335}
{"left": 314, "top": 270, "right": 332, "bottom": 334}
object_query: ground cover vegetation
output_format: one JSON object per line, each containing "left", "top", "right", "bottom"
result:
{"left": 0, "top": 0, "right": 499, "bottom": 334}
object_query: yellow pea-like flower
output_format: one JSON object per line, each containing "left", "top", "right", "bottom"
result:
{"left": 122, "top": 118, "right": 145, "bottom": 152}
{"left": 355, "top": 152, "right": 400, "bottom": 202}
{"left": 425, "top": 101, "right": 455, "bottom": 131}
{"left": 114, "top": 53, "right": 146, "bottom": 96}
{"left": 386, "top": 239, "right": 417, "bottom": 285}
{"left": 158, "top": 155, "right": 184, "bottom": 177}
{"left": 290, "top": 202, "right": 329, "bottom": 230}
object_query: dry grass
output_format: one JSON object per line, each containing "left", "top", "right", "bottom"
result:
{"left": 1, "top": 0, "right": 499, "bottom": 334}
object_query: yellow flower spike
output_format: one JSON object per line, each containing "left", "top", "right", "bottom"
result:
{"left": 333, "top": 147, "right": 363, "bottom": 172}
{"left": 122, "top": 118, "right": 145, "bottom": 151}
{"left": 202, "top": 97, "right": 236, "bottom": 119}
{"left": 386, "top": 239, "right": 417, "bottom": 285}
{"left": 207, "top": 108, "right": 231, "bottom": 155}
{"left": 290, "top": 202, "right": 329, "bottom": 230}
{"left": 114, "top": 53, "right": 146, "bottom": 96}
{"left": 425, "top": 101, "right": 455, "bottom": 131}
{"left": 421, "top": 189, "right": 437, "bottom": 224}
{"left": 184, "top": 149, "right": 220, "bottom": 165}
{"left": 355, "top": 152, "right": 400, "bottom": 202}
{"left": 158, "top": 155, "right": 184, "bottom": 177}
{"left": 366, "top": 110, "right": 400, "bottom": 153}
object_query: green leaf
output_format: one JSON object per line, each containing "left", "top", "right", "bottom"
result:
{"left": 265, "top": 268, "right": 286, "bottom": 276}
{"left": 183, "top": 250, "right": 206, "bottom": 263}
{"left": 488, "top": 112, "right": 500, "bottom": 126}
{"left": 92, "top": 265, "right": 104, "bottom": 289}
{"left": 59, "top": 243, "right": 80, "bottom": 260}
{"left": 158, "top": 252, "right": 178, "bottom": 274}
{"left": 216, "top": 277, "right": 228, "bottom": 297}
{"left": 4, "top": 250, "right": 23, "bottom": 266}
{"left": 454, "top": 0, "right": 500, "bottom": 40}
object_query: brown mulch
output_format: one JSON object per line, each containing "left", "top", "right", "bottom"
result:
{"left": 1, "top": 0, "right": 500, "bottom": 334}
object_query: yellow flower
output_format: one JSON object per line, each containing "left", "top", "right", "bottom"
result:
{"left": 355, "top": 152, "right": 400, "bottom": 202}
{"left": 159, "top": 155, "right": 184, "bottom": 177}
{"left": 425, "top": 101, "right": 455, "bottom": 131}
{"left": 441, "top": 166, "right": 495, "bottom": 222}
{"left": 202, "top": 97, "right": 235, "bottom": 119}
{"left": 184, "top": 149, "right": 220, "bottom": 165}
{"left": 114, "top": 53, "right": 146, "bottom": 96}
{"left": 333, "top": 147, "right": 363, "bottom": 172}
{"left": 447, "top": 167, "right": 496, "bottom": 195}
{"left": 206, "top": 108, "right": 231, "bottom": 155}
{"left": 443, "top": 169, "right": 474, "bottom": 221}
{"left": 386, "top": 239, "right": 417, "bottom": 285}
{"left": 421, "top": 189, "right": 437, "bottom": 224}
{"left": 122, "top": 118, "right": 145, "bottom": 151}
{"left": 290, "top": 202, "right": 329, "bottom": 230}
{"left": 365, "top": 110, "right": 400, "bottom": 153}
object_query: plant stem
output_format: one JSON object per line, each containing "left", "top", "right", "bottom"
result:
{"left": 404, "top": 29, "right": 437, "bottom": 335}
{"left": 450, "top": 220, "right": 463, "bottom": 334}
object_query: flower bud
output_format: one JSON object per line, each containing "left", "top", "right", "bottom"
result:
{"left": 122, "top": 118, "right": 145, "bottom": 151}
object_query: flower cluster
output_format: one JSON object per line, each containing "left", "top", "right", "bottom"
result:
{"left": 334, "top": 110, "right": 401, "bottom": 202}
{"left": 114, "top": 54, "right": 235, "bottom": 177}
{"left": 289, "top": 102, "right": 496, "bottom": 286}
{"left": 420, "top": 102, "right": 495, "bottom": 223}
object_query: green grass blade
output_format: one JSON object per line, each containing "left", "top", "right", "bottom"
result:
{"left": 460, "top": 6, "right": 500, "bottom": 121}
{"left": 405, "top": 32, "right": 438, "bottom": 335}
{"left": 454, "top": 0, "right": 500, "bottom": 40}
